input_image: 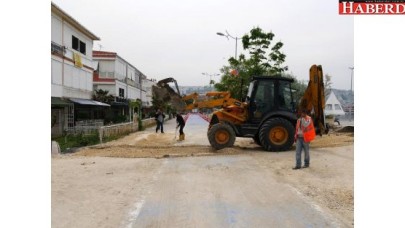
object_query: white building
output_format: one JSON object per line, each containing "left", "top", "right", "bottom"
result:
{"left": 51, "top": 2, "right": 99, "bottom": 99}
{"left": 141, "top": 78, "right": 157, "bottom": 107}
{"left": 92, "top": 51, "right": 143, "bottom": 101}
{"left": 325, "top": 91, "right": 345, "bottom": 116}
{"left": 93, "top": 51, "right": 146, "bottom": 121}
{"left": 51, "top": 2, "right": 108, "bottom": 136}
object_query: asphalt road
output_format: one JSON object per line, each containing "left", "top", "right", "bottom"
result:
{"left": 125, "top": 114, "right": 343, "bottom": 227}
{"left": 128, "top": 155, "right": 341, "bottom": 228}
{"left": 175, "top": 113, "right": 210, "bottom": 146}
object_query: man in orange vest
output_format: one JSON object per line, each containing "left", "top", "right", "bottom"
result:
{"left": 293, "top": 109, "right": 315, "bottom": 170}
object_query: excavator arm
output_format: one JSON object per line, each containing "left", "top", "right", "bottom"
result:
{"left": 182, "top": 91, "right": 244, "bottom": 111}
{"left": 152, "top": 77, "right": 186, "bottom": 111}
{"left": 299, "top": 65, "right": 328, "bottom": 135}
{"left": 157, "top": 77, "right": 181, "bottom": 95}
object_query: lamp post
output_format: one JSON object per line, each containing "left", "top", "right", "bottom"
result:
{"left": 202, "top": 73, "right": 219, "bottom": 89}
{"left": 349, "top": 67, "right": 354, "bottom": 92}
{"left": 348, "top": 67, "right": 354, "bottom": 122}
{"left": 216, "top": 31, "right": 239, "bottom": 59}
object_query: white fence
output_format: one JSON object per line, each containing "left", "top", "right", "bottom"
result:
{"left": 98, "top": 122, "right": 137, "bottom": 143}
{"left": 98, "top": 117, "right": 168, "bottom": 143}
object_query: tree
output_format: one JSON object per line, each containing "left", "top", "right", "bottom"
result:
{"left": 324, "top": 74, "right": 333, "bottom": 98}
{"left": 151, "top": 96, "right": 165, "bottom": 111}
{"left": 130, "top": 99, "right": 143, "bottom": 130}
{"left": 240, "top": 27, "right": 288, "bottom": 75}
{"left": 92, "top": 89, "right": 115, "bottom": 104}
{"left": 215, "top": 27, "right": 288, "bottom": 99}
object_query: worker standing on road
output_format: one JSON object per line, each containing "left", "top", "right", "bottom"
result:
{"left": 293, "top": 110, "right": 316, "bottom": 170}
{"left": 155, "top": 109, "right": 165, "bottom": 133}
{"left": 176, "top": 113, "right": 186, "bottom": 141}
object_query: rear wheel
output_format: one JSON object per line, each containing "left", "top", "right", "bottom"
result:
{"left": 208, "top": 123, "right": 236, "bottom": 150}
{"left": 259, "top": 118, "right": 294, "bottom": 152}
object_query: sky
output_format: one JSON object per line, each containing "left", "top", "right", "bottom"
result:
{"left": 52, "top": 0, "right": 353, "bottom": 90}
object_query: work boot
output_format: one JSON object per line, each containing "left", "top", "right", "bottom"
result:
{"left": 292, "top": 166, "right": 301, "bottom": 170}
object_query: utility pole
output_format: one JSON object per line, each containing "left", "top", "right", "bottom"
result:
{"left": 349, "top": 67, "right": 354, "bottom": 92}
{"left": 348, "top": 67, "right": 354, "bottom": 122}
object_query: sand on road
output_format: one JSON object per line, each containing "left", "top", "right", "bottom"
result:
{"left": 52, "top": 115, "right": 354, "bottom": 227}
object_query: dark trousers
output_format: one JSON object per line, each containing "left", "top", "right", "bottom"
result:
{"left": 156, "top": 121, "right": 164, "bottom": 133}
{"left": 179, "top": 124, "right": 185, "bottom": 135}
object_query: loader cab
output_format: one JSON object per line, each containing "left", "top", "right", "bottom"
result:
{"left": 246, "top": 76, "right": 295, "bottom": 123}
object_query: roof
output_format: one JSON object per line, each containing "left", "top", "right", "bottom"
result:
{"left": 93, "top": 51, "right": 148, "bottom": 78}
{"left": 251, "top": 76, "right": 294, "bottom": 82}
{"left": 325, "top": 91, "right": 345, "bottom": 115}
{"left": 92, "top": 51, "right": 117, "bottom": 58}
{"left": 69, "top": 98, "right": 110, "bottom": 107}
{"left": 51, "top": 2, "right": 100, "bottom": 41}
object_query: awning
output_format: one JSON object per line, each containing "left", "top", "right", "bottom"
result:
{"left": 69, "top": 98, "right": 110, "bottom": 107}
{"left": 51, "top": 97, "right": 72, "bottom": 106}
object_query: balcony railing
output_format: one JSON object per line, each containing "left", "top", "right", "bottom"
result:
{"left": 99, "top": 71, "right": 115, "bottom": 78}
{"left": 51, "top": 42, "right": 65, "bottom": 55}
{"left": 115, "top": 97, "right": 128, "bottom": 103}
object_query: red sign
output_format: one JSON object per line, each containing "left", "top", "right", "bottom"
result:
{"left": 339, "top": 1, "right": 405, "bottom": 14}
{"left": 230, "top": 69, "right": 239, "bottom": 76}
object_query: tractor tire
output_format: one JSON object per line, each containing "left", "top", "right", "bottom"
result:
{"left": 253, "top": 134, "right": 261, "bottom": 146}
{"left": 207, "top": 123, "right": 236, "bottom": 150}
{"left": 259, "top": 118, "right": 295, "bottom": 152}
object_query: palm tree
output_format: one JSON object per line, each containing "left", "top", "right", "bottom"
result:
{"left": 92, "top": 89, "right": 115, "bottom": 104}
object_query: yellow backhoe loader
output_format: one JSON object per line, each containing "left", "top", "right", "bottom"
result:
{"left": 181, "top": 64, "right": 328, "bottom": 151}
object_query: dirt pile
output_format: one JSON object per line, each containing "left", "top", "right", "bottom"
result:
{"left": 75, "top": 145, "right": 243, "bottom": 158}
{"left": 152, "top": 84, "right": 186, "bottom": 111}
{"left": 75, "top": 130, "right": 244, "bottom": 158}
{"left": 311, "top": 132, "right": 354, "bottom": 148}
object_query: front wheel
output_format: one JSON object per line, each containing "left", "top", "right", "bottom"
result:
{"left": 253, "top": 134, "right": 261, "bottom": 146}
{"left": 207, "top": 123, "right": 236, "bottom": 150}
{"left": 259, "top": 118, "right": 295, "bottom": 152}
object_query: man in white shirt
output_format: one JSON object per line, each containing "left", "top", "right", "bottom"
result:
{"left": 293, "top": 110, "right": 313, "bottom": 170}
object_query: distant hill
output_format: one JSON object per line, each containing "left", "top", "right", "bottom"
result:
{"left": 178, "top": 86, "right": 213, "bottom": 95}
{"left": 177, "top": 86, "right": 354, "bottom": 108}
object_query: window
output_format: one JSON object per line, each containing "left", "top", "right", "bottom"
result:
{"left": 72, "top": 36, "right": 79, "bottom": 50}
{"left": 79, "top": 41, "right": 86, "bottom": 55}
{"left": 251, "top": 80, "right": 274, "bottom": 119}
{"left": 326, "top": 104, "right": 332, "bottom": 110}
{"left": 334, "top": 104, "right": 342, "bottom": 110}
{"left": 72, "top": 35, "right": 86, "bottom": 55}
{"left": 119, "top": 88, "right": 125, "bottom": 98}
{"left": 278, "top": 81, "right": 293, "bottom": 111}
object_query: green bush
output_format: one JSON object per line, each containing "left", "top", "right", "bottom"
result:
{"left": 113, "top": 114, "right": 127, "bottom": 124}
{"left": 53, "top": 132, "right": 99, "bottom": 152}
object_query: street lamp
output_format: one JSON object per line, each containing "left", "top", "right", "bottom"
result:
{"left": 348, "top": 67, "right": 354, "bottom": 122}
{"left": 216, "top": 31, "right": 240, "bottom": 59}
{"left": 349, "top": 67, "right": 354, "bottom": 92}
{"left": 202, "top": 73, "right": 220, "bottom": 89}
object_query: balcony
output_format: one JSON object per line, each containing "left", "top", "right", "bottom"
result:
{"left": 125, "top": 78, "right": 135, "bottom": 87}
{"left": 51, "top": 42, "right": 65, "bottom": 55}
{"left": 99, "top": 71, "right": 115, "bottom": 78}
